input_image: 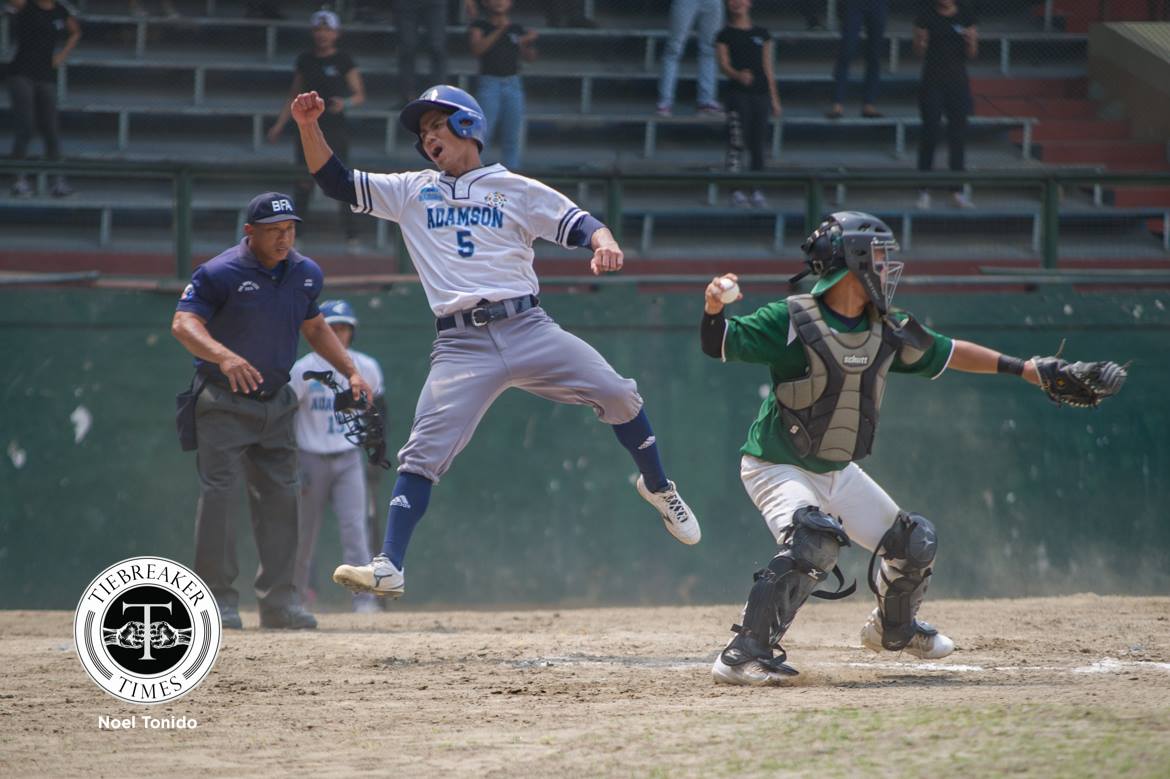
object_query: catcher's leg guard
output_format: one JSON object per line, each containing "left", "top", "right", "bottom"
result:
{"left": 868, "top": 511, "right": 937, "bottom": 651}
{"left": 721, "top": 507, "right": 853, "bottom": 671}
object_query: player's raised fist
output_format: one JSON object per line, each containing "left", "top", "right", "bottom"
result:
{"left": 291, "top": 91, "right": 326, "bottom": 125}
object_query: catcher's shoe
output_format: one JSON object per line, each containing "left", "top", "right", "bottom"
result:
{"left": 859, "top": 608, "right": 955, "bottom": 659}
{"left": 636, "top": 476, "right": 701, "bottom": 545}
{"left": 712, "top": 655, "right": 796, "bottom": 686}
{"left": 333, "top": 554, "right": 405, "bottom": 599}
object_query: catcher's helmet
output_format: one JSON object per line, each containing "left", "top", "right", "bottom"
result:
{"left": 399, "top": 85, "right": 486, "bottom": 162}
{"left": 800, "top": 211, "right": 903, "bottom": 315}
{"left": 319, "top": 299, "right": 358, "bottom": 329}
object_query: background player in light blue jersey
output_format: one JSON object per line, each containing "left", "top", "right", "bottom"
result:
{"left": 290, "top": 299, "right": 385, "bottom": 613}
{"left": 289, "top": 85, "right": 701, "bottom": 600}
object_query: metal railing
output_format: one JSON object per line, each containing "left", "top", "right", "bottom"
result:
{"left": 4, "top": 159, "right": 1170, "bottom": 277}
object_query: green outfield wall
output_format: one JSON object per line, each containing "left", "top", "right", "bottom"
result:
{"left": 1, "top": 285, "right": 1166, "bottom": 610}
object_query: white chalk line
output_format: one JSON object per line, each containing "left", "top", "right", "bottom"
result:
{"left": 503, "top": 655, "right": 1170, "bottom": 676}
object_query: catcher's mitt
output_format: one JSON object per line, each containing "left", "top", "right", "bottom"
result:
{"left": 1031, "top": 354, "right": 1127, "bottom": 408}
{"left": 303, "top": 370, "right": 392, "bottom": 469}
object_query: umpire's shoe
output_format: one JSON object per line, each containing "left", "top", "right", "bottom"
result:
{"left": 859, "top": 608, "right": 955, "bottom": 659}
{"left": 219, "top": 603, "right": 243, "bottom": 631}
{"left": 636, "top": 476, "right": 701, "bottom": 545}
{"left": 259, "top": 604, "right": 318, "bottom": 630}
{"left": 333, "top": 554, "right": 405, "bottom": 599}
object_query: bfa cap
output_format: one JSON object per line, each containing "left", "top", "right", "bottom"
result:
{"left": 311, "top": 10, "right": 340, "bottom": 29}
{"left": 246, "top": 192, "right": 302, "bottom": 224}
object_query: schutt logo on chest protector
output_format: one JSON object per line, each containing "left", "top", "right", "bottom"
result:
{"left": 843, "top": 354, "right": 870, "bottom": 366}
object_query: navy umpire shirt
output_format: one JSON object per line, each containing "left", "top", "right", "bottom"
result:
{"left": 176, "top": 237, "right": 324, "bottom": 389}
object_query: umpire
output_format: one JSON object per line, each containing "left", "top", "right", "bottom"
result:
{"left": 171, "top": 192, "right": 372, "bottom": 630}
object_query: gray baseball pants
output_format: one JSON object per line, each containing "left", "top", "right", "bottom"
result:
{"left": 296, "top": 449, "right": 374, "bottom": 608}
{"left": 193, "top": 382, "right": 300, "bottom": 610}
{"left": 398, "top": 306, "right": 643, "bottom": 482}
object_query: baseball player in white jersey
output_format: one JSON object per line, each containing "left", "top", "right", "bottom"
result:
{"left": 289, "top": 299, "right": 385, "bottom": 612}
{"left": 289, "top": 84, "right": 701, "bottom": 600}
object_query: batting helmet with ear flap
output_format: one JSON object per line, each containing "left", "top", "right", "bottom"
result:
{"left": 399, "top": 85, "right": 487, "bottom": 162}
{"left": 319, "top": 299, "right": 358, "bottom": 329}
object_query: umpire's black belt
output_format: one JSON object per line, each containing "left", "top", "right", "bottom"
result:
{"left": 436, "top": 294, "right": 539, "bottom": 332}
{"left": 204, "top": 375, "right": 286, "bottom": 401}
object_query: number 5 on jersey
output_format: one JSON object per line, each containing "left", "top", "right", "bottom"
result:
{"left": 456, "top": 230, "right": 475, "bottom": 258}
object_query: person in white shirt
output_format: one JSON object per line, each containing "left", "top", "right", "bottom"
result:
{"left": 289, "top": 84, "right": 702, "bottom": 601}
{"left": 290, "top": 299, "right": 385, "bottom": 613}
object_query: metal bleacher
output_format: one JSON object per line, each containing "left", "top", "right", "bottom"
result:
{"left": 1, "top": 0, "right": 1161, "bottom": 267}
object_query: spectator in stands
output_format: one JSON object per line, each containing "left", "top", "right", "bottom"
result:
{"left": 394, "top": 0, "right": 450, "bottom": 106}
{"left": 657, "top": 0, "right": 724, "bottom": 117}
{"left": 469, "top": 0, "right": 537, "bottom": 170}
{"left": 463, "top": 0, "right": 596, "bottom": 27}
{"left": 717, "top": 0, "right": 780, "bottom": 208}
{"left": 5, "top": 0, "right": 80, "bottom": 198}
{"left": 827, "top": 0, "right": 887, "bottom": 119}
{"left": 268, "top": 10, "right": 366, "bottom": 249}
{"left": 128, "top": 0, "right": 178, "bottom": 17}
{"left": 913, "top": 0, "right": 977, "bottom": 209}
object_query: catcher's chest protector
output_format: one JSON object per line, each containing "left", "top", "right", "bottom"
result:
{"left": 774, "top": 294, "right": 906, "bottom": 462}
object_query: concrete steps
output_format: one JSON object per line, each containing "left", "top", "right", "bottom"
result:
{"left": 976, "top": 96, "right": 1101, "bottom": 119}
{"left": 1012, "top": 119, "right": 1131, "bottom": 142}
{"left": 1034, "top": 140, "right": 1167, "bottom": 167}
{"left": 1033, "top": 0, "right": 1166, "bottom": 32}
{"left": 971, "top": 76, "right": 1088, "bottom": 98}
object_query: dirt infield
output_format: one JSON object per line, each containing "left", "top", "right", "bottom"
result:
{"left": 2, "top": 595, "right": 1169, "bottom": 778}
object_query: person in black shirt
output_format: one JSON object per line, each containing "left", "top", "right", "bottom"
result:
{"left": 716, "top": 0, "right": 781, "bottom": 208}
{"left": 5, "top": 0, "right": 80, "bottom": 198}
{"left": 913, "top": 0, "right": 978, "bottom": 209}
{"left": 268, "top": 11, "right": 366, "bottom": 247}
{"left": 469, "top": 0, "right": 537, "bottom": 170}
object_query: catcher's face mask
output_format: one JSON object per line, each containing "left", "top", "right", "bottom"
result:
{"left": 870, "top": 240, "right": 904, "bottom": 313}
{"left": 844, "top": 234, "right": 902, "bottom": 315}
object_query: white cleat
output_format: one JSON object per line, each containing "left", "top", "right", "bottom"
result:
{"left": 636, "top": 476, "right": 701, "bottom": 545}
{"left": 333, "top": 554, "right": 405, "bottom": 599}
{"left": 712, "top": 655, "right": 795, "bottom": 686}
{"left": 860, "top": 607, "right": 955, "bottom": 659}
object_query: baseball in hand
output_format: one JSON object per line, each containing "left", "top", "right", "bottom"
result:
{"left": 718, "top": 278, "right": 740, "bottom": 304}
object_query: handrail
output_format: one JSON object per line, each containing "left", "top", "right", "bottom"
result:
{"left": 4, "top": 158, "right": 1170, "bottom": 277}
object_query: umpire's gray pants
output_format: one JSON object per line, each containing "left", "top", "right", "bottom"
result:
{"left": 296, "top": 449, "right": 373, "bottom": 608}
{"left": 399, "top": 306, "right": 643, "bottom": 482}
{"left": 193, "top": 383, "right": 300, "bottom": 610}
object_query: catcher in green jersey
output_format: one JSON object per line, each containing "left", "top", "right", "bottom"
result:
{"left": 700, "top": 211, "right": 1127, "bottom": 686}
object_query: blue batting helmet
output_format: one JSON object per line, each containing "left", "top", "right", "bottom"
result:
{"left": 319, "top": 299, "right": 358, "bottom": 329}
{"left": 399, "top": 85, "right": 486, "bottom": 162}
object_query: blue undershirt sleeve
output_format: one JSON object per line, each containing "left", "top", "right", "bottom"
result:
{"left": 567, "top": 213, "right": 606, "bottom": 248}
{"left": 312, "top": 154, "right": 358, "bottom": 206}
